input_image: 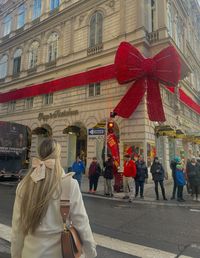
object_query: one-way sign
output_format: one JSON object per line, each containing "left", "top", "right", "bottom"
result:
{"left": 88, "top": 128, "right": 105, "bottom": 136}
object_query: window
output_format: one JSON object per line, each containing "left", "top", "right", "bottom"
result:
{"left": 8, "top": 101, "right": 16, "bottom": 113}
{"left": 50, "top": 0, "right": 60, "bottom": 11}
{"left": 47, "top": 32, "right": 58, "bottom": 62}
{"left": 28, "top": 41, "right": 39, "bottom": 69}
{"left": 89, "top": 12, "right": 103, "bottom": 47}
{"left": 0, "top": 55, "right": 8, "bottom": 79}
{"left": 3, "top": 15, "right": 11, "bottom": 36}
{"left": 32, "top": 0, "right": 41, "bottom": 20}
{"left": 25, "top": 97, "right": 34, "bottom": 109}
{"left": 17, "top": 4, "right": 25, "bottom": 29}
{"left": 13, "top": 49, "right": 22, "bottom": 76}
{"left": 89, "top": 82, "right": 101, "bottom": 97}
{"left": 43, "top": 93, "right": 53, "bottom": 105}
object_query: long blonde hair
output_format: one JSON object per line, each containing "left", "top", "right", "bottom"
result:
{"left": 18, "top": 138, "right": 62, "bottom": 235}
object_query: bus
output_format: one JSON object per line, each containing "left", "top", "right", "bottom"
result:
{"left": 0, "top": 121, "right": 31, "bottom": 180}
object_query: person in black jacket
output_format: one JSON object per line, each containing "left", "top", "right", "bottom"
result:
{"left": 103, "top": 154, "right": 114, "bottom": 197}
{"left": 150, "top": 157, "right": 167, "bottom": 200}
{"left": 88, "top": 157, "right": 101, "bottom": 193}
{"left": 187, "top": 157, "right": 200, "bottom": 201}
{"left": 135, "top": 156, "right": 148, "bottom": 198}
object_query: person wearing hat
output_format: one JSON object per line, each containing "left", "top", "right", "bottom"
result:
{"left": 123, "top": 154, "right": 136, "bottom": 202}
{"left": 175, "top": 157, "right": 186, "bottom": 202}
{"left": 186, "top": 156, "right": 200, "bottom": 201}
{"left": 103, "top": 154, "right": 114, "bottom": 197}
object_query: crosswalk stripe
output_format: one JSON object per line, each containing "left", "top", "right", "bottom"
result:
{"left": 0, "top": 223, "right": 192, "bottom": 258}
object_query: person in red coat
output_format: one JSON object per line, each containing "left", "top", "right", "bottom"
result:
{"left": 123, "top": 154, "right": 136, "bottom": 202}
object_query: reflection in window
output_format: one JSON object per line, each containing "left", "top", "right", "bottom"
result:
{"left": 43, "top": 93, "right": 53, "bottom": 105}
{"left": 47, "top": 32, "right": 58, "bottom": 62}
{"left": 89, "top": 12, "right": 103, "bottom": 47}
{"left": 8, "top": 101, "right": 16, "bottom": 113}
{"left": 50, "top": 0, "right": 60, "bottom": 11}
{"left": 25, "top": 97, "right": 34, "bottom": 109}
{"left": 29, "top": 41, "right": 39, "bottom": 69}
{"left": 3, "top": 15, "right": 11, "bottom": 36}
{"left": 17, "top": 4, "right": 25, "bottom": 29}
{"left": 32, "top": 0, "right": 41, "bottom": 20}
{"left": 89, "top": 82, "right": 101, "bottom": 97}
{"left": 0, "top": 55, "right": 8, "bottom": 79}
{"left": 13, "top": 49, "right": 22, "bottom": 75}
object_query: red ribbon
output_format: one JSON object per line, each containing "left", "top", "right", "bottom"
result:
{"left": 113, "top": 42, "right": 181, "bottom": 121}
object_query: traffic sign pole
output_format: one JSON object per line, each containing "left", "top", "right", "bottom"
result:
{"left": 105, "top": 117, "right": 108, "bottom": 161}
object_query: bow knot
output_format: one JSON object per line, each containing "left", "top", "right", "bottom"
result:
{"left": 31, "top": 157, "right": 55, "bottom": 183}
{"left": 114, "top": 42, "right": 181, "bottom": 121}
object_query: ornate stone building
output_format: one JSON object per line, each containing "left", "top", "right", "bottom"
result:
{"left": 0, "top": 0, "right": 200, "bottom": 173}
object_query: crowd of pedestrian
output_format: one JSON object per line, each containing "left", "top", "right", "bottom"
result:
{"left": 81, "top": 153, "right": 200, "bottom": 203}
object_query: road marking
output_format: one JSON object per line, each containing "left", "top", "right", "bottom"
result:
{"left": 0, "top": 223, "right": 192, "bottom": 258}
{"left": 190, "top": 209, "right": 200, "bottom": 212}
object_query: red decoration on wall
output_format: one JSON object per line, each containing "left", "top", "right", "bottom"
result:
{"left": 107, "top": 133, "right": 120, "bottom": 167}
{"left": 113, "top": 42, "right": 181, "bottom": 121}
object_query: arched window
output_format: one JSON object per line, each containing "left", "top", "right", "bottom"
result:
{"left": 47, "top": 32, "right": 58, "bottom": 62}
{"left": 0, "top": 55, "right": 8, "bottom": 79}
{"left": 89, "top": 12, "right": 103, "bottom": 47}
{"left": 29, "top": 41, "right": 39, "bottom": 69}
{"left": 32, "top": 0, "right": 41, "bottom": 20}
{"left": 13, "top": 49, "right": 22, "bottom": 75}
{"left": 50, "top": 0, "right": 60, "bottom": 11}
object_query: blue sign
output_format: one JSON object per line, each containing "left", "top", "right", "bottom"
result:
{"left": 88, "top": 128, "right": 105, "bottom": 136}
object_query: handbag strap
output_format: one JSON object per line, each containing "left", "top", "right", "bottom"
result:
{"left": 60, "top": 174, "right": 73, "bottom": 225}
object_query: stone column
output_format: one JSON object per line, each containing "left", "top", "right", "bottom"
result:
{"left": 157, "top": 0, "right": 168, "bottom": 38}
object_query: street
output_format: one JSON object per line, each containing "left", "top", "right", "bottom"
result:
{"left": 0, "top": 183, "right": 200, "bottom": 258}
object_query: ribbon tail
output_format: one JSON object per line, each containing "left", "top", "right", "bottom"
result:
{"left": 146, "top": 79, "right": 166, "bottom": 122}
{"left": 113, "top": 79, "right": 146, "bottom": 118}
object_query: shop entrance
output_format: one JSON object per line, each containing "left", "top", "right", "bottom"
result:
{"left": 63, "top": 123, "right": 87, "bottom": 169}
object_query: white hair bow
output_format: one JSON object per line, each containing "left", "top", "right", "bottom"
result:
{"left": 31, "top": 157, "right": 55, "bottom": 183}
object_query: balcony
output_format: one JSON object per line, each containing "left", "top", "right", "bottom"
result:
{"left": 87, "top": 43, "right": 103, "bottom": 56}
{"left": 146, "top": 30, "right": 159, "bottom": 43}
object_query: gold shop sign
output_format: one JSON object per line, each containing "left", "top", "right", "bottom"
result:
{"left": 38, "top": 109, "right": 79, "bottom": 122}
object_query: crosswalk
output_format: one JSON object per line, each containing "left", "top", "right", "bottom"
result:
{"left": 0, "top": 223, "right": 192, "bottom": 258}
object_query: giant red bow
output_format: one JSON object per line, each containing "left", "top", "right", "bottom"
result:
{"left": 113, "top": 42, "right": 181, "bottom": 121}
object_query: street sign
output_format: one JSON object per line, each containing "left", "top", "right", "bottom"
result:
{"left": 88, "top": 128, "right": 105, "bottom": 136}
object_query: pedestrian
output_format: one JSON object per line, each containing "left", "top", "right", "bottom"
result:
{"left": 175, "top": 157, "right": 186, "bottom": 202}
{"left": 122, "top": 154, "right": 136, "bottom": 202}
{"left": 135, "top": 155, "right": 148, "bottom": 198}
{"left": 186, "top": 157, "right": 200, "bottom": 201}
{"left": 150, "top": 157, "right": 167, "bottom": 201}
{"left": 11, "top": 138, "right": 97, "bottom": 258}
{"left": 72, "top": 155, "right": 85, "bottom": 187}
{"left": 103, "top": 154, "right": 114, "bottom": 197}
{"left": 170, "top": 156, "right": 179, "bottom": 200}
{"left": 88, "top": 157, "right": 101, "bottom": 193}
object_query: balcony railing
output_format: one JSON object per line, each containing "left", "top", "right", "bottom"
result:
{"left": 146, "top": 30, "right": 159, "bottom": 43}
{"left": 87, "top": 43, "right": 103, "bottom": 56}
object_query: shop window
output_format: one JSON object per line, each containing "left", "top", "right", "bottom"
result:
{"left": 47, "top": 32, "right": 58, "bottom": 62}
{"left": 89, "top": 12, "right": 103, "bottom": 47}
{"left": 88, "top": 82, "right": 101, "bottom": 97}
{"left": 3, "top": 14, "right": 11, "bottom": 36}
{"left": 0, "top": 55, "right": 8, "bottom": 79}
{"left": 28, "top": 41, "right": 39, "bottom": 69}
{"left": 17, "top": 4, "right": 25, "bottom": 29}
{"left": 50, "top": 0, "right": 60, "bottom": 10}
{"left": 8, "top": 101, "right": 16, "bottom": 113}
{"left": 25, "top": 97, "right": 34, "bottom": 109}
{"left": 13, "top": 49, "right": 22, "bottom": 76}
{"left": 43, "top": 93, "right": 53, "bottom": 105}
{"left": 32, "top": 0, "right": 41, "bottom": 20}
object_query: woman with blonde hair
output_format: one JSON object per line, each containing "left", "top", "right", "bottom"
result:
{"left": 11, "top": 138, "right": 97, "bottom": 258}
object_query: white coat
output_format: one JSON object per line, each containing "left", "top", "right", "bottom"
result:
{"left": 11, "top": 173, "right": 97, "bottom": 258}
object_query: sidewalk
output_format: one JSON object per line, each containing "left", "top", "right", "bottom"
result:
{"left": 81, "top": 175, "right": 200, "bottom": 207}
{"left": 0, "top": 238, "right": 10, "bottom": 258}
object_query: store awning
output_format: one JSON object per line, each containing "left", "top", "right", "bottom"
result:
{"left": 155, "top": 125, "right": 176, "bottom": 137}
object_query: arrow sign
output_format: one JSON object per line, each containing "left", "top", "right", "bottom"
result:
{"left": 88, "top": 128, "right": 105, "bottom": 136}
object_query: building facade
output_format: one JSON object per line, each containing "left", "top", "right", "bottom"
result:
{"left": 0, "top": 0, "right": 200, "bottom": 173}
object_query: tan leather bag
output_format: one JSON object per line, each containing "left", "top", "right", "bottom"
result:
{"left": 60, "top": 175, "right": 83, "bottom": 258}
